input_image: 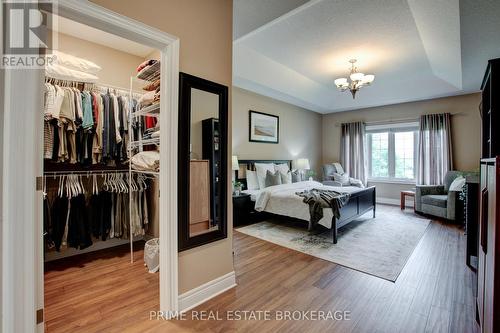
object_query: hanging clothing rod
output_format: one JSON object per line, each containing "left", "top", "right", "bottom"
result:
{"left": 43, "top": 169, "right": 129, "bottom": 176}
{"left": 44, "top": 76, "right": 143, "bottom": 96}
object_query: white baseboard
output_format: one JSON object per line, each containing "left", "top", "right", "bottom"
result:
{"left": 179, "top": 271, "right": 236, "bottom": 312}
{"left": 377, "top": 197, "right": 414, "bottom": 207}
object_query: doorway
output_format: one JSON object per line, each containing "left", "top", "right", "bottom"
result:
{"left": 1, "top": 1, "right": 179, "bottom": 331}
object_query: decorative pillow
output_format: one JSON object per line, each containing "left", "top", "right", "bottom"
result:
{"left": 349, "top": 178, "right": 365, "bottom": 188}
{"left": 291, "top": 170, "right": 302, "bottom": 183}
{"left": 280, "top": 171, "right": 292, "bottom": 184}
{"left": 332, "top": 172, "right": 350, "bottom": 186}
{"left": 449, "top": 176, "right": 466, "bottom": 192}
{"left": 274, "top": 163, "right": 290, "bottom": 174}
{"left": 255, "top": 163, "right": 275, "bottom": 189}
{"left": 333, "top": 162, "right": 344, "bottom": 174}
{"left": 265, "top": 170, "right": 282, "bottom": 188}
{"left": 246, "top": 170, "right": 259, "bottom": 190}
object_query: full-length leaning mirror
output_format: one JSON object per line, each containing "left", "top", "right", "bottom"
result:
{"left": 178, "top": 72, "right": 228, "bottom": 251}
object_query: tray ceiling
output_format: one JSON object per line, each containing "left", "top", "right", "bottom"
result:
{"left": 233, "top": 0, "right": 500, "bottom": 113}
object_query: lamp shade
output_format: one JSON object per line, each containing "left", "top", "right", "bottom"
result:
{"left": 232, "top": 156, "right": 239, "bottom": 171}
{"left": 294, "top": 158, "right": 310, "bottom": 170}
{"left": 334, "top": 78, "right": 348, "bottom": 88}
{"left": 350, "top": 72, "right": 365, "bottom": 82}
{"left": 362, "top": 74, "right": 375, "bottom": 84}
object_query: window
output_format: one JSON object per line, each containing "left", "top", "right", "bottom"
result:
{"left": 366, "top": 122, "right": 418, "bottom": 182}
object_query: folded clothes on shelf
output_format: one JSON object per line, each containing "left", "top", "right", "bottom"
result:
{"left": 143, "top": 79, "right": 160, "bottom": 91}
{"left": 131, "top": 150, "right": 159, "bottom": 172}
{"left": 138, "top": 90, "right": 155, "bottom": 107}
{"left": 136, "top": 59, "right": 157, "bottom": 73}
{"left": 142, "top": 127, "right": 160, "bottom": 140}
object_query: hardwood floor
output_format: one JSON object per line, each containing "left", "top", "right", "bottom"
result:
{"left": 44, "top": 206, "right": 478, "bottom": 332}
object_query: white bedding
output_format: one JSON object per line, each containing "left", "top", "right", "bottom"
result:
{"left": 250, "top": 181, "right": 364, "bottom": 229}
{"left": 241, "top": 189, "right": 261, "bottom": 201}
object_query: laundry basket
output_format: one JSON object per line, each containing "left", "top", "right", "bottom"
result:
{"left": 144, "top": 238, "right": 159, "bottom": 273}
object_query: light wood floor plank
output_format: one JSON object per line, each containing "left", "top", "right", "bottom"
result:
{"left": 44, "top": 205, "right": 477, "bottom": 332}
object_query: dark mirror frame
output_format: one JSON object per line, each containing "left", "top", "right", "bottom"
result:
{"left": 178, "top": 72, "right": 228, "bottom": 251}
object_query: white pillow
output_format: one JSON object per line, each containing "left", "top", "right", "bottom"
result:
{"left": 449, "top": 176, "right": 466, "bottom": 192}
{"left": 46, "top": 63, "right": 99, "bottom": 83}
{"left": 274, "top": 163, "right": 290, "bottom": 174}
{"left": 333, "top": 162, "right": 344, "bottom": 174}
{"left": 280, "top": 171, "right": 292, "bottom": 184}
{"left": 245, "top": 170, "right": 259, "bottom": 190}
{"left": 51, "top": 50, "right": 102, "bottom": 74}
{"left": 255, "top": 163, "right": 275, "bottom": 189}
{"left": 332, "top": 172, "right": 350, "bottom": 186}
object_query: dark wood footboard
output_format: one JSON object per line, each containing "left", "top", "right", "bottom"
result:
{"left": 331, "top": 186, "right": 376, "bottom": 244}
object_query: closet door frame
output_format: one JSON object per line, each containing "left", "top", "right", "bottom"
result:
{"left": 1, "top": 1, "right": 180, "bottom": 331}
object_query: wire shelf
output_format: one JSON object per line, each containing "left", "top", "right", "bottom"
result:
{"left": 137, "top": 61, "right": 160, "bottom": 82}
{"left": 129, "top": 138, "right": 160, "bottom": 148}
{"left": 132, "top": 103, "right": 160, "bottom": 118}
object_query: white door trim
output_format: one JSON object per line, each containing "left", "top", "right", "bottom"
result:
{"left": 1, "top": 1, "right": 179, "bottom": 331}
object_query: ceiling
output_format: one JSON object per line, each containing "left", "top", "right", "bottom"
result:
{"left": 53, "top": 15, "right": 155, "bottom": 58}
{"left": 233, "top": 0, "right": 500, "bottom": 114}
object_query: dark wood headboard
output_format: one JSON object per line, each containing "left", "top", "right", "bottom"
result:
{"left": 235, "top": 159, "right": 293, "bottom": 188}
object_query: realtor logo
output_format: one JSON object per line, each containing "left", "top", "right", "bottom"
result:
{"left": 2, "top": 0, "right": 57, "bottom": 68}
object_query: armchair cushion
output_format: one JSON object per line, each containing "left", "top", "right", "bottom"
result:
{"left": 322, "top": 164, "right": 336, "bottom": 181}
{"left": 415, "top": 185, "right": 445, "bottom": 212}
{"left": 443, "top": 171, "right": 463, "bottom": 192}
{"left": 421, "top": 195, "right": 447, "bottom": 208}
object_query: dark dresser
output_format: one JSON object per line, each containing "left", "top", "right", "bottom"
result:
{"left": 464, "top": 175, "right": 479, "bottom": 269}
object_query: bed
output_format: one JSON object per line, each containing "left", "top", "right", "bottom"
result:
{"left": 237, "top": 160, "right": 376, "bottom": 244}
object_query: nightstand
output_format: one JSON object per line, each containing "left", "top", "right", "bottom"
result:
{"left": 232, "top": 193, "right": 253, "bottom": 227}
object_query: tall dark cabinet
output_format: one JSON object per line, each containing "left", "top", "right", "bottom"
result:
{"left": 481, "top": 58, "right": 500, "bottom": 159}
{"left": 202, "top": 118, "right": 221, "bottom": 227}
{"left": 477, "top": 58, "right": 500, "bottom": 333}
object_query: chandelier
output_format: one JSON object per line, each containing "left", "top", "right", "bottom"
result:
{"left": 334, "top": 59, "right": 375, "bottom": 99}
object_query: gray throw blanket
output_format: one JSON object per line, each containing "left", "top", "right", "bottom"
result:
{"left": 296, "top": 189, "right": 350, "bottom": 230}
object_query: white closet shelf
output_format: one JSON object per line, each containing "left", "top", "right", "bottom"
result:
{"left": 132, "top": 103, "right": 160, "bottom": 118}
{"left": 129, "top": 138, "right": 160, "bottom": 148}
{"left": 137, "top": 61, "right": 160, "bottom": 81}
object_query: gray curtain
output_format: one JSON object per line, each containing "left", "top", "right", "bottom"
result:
{"left": 340, "top": 122, "right": 367, "bottom": 185}
{"left": 417, "top": 113, "right": 453, "bottom": 185}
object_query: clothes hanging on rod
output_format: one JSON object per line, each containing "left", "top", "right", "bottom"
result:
{"left": 44, "top": 173, "right": 151, "bottom": 253}
{"left": 43, "top": 78, "right": 141, "bottom": 167}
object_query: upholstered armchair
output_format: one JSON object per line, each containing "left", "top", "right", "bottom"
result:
{"left": 322, "top": 163, "right": 343, "bottom": 186}
{"left": 322, "top": 163, "right": 364, "bottom": 187}
{"left": 415, "top": 171, "right": 463, "bottom": 220}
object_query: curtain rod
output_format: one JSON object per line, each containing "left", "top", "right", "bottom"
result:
{"left": 334, "top": 112, "right": 463, "bottom": 127}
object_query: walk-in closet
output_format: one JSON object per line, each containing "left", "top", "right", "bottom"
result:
{"left": 42, "top": 15, "right": 163, "bottom": 332}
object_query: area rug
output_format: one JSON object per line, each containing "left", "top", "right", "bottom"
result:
{"left": 236, "top": 208, "right": 430, "bottom": 282}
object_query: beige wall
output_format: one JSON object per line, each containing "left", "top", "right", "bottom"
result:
{"left": 322, "top": 93, "right": 482, "bottom": 200}
{"left": 91, "top": 0, "right": 234, "bottom": 294}
{"left": 233, "top": 87, "right": 323, "bottom": 175}
{"left": 55, "top": 32, "right": 144, "bottom": 89}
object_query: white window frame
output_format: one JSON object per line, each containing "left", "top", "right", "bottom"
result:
{"left": 366, "top": 122, "right": 419, "bottom": 184}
